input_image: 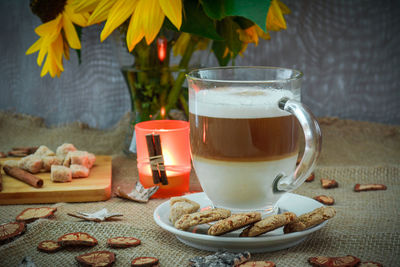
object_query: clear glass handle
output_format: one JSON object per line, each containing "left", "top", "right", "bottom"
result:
{"left": 273, "top": 98, "right": 322, "bottom": 192}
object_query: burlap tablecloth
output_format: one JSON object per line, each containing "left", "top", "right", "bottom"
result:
{"left": 0, "top": 112, "right": 399, "bottom": 266}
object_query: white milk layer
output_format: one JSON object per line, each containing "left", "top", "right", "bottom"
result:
{"left": 192, "top": 154, "right": 298, "bottom": 211}
{"left": 189, "top": 87, "right": 297, "bottom": 118}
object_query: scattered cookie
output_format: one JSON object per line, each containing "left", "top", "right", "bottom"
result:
{"left": 209, "top": 212, "right": 262, "bottom": 236}
{"left": 131, "top": 256, "right": 159, "bottom": 266}
{"left": 16, "top": 207, "right": 57, "bottom": 223}
{"left": 57, "top": 232, "right": 98, "bottom": 247}
{"left": 175, "top": 208, "right": 231, "bottom": 230}
{"left": 239, "top": 261, "right": 275, "bottom": 267}
{"left": 321, "top": 178, "right": 338, "bottom": 189}
{"left": 76, "top": 251, "right": 115, "bottom": 267}
{"left": 37, "top": 240, "right": 61, "bottom": 253}
{"left": 240, "top": 212, "right": 296, "bottom": 237}
{"left": 284, "top": 206, "right": 336, "bottom": 234}
{"left": 169, "top": 197, "right": 200, "bottom": 223}
{"left": 358, "top": 262, "right": 383, "bottom": 267}
{"left": 0, "top": 222, "right": 25, "bottom": 244}
{"left": 189, "top": 251, "right": 251, "bottom": 267}
{"left": 107, "top": 237, "right": 141, "bottom": 248}
{"left": 308, "top": 255, "right": 360, "bottom": 267}
{"left": 313, "top": 195, "right": 335, "bottom": 205}
{"left": 305, "top": 172, "right": 315, "bottom": 182}
{"left": 354, "top": 184, "right": 387, "bottom": 192}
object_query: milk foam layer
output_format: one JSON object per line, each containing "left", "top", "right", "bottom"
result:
{"left": 189, "top": 87, "right": 297, "bottom": 118}
{"left": 192, "top": 154, "right": 298, "bottom": 211}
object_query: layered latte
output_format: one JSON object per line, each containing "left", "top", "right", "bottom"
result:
{"left": 189, "top": 87, "right": 300, "bottom": 211}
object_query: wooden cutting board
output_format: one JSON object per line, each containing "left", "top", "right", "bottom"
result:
{"left": 0, "top": 155, "right": 112, "bottom": 204}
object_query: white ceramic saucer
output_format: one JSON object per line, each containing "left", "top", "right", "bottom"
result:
{"left": 153, "top": 192, "right": 326, "bottom": 253}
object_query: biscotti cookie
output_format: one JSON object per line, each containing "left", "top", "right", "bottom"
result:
{"left": 283, "top": 206, "right": 336, "bottom": 233}
{"left": 169, "top": 197, "right": 200, "bottom": 224}
{"left": 208, "top": 212, "right": 261, "bottom": 236}
{"left": 175, "top": 208, "right": 231, "bottom": 230}
{"left": 240, "top": 212, "right": 297, "bottom": 237}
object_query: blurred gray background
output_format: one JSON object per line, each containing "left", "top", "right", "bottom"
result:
{"left": 0, "top": 0, "right": 399, "bottom": 129}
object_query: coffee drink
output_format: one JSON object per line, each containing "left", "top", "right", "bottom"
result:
{"left": 189, "top": 87, "right": 300, "bottom": 211}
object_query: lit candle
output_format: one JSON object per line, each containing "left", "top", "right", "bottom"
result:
{"left": 135, "top": 120, "right": 191, "bottom": 198}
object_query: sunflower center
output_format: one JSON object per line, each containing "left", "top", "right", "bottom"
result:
{"left": 30, "top": 0, "right": 67, "bottom": 23}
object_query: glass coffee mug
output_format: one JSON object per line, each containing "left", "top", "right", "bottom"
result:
{"left": 187, "top": 67, "right": 321, "bottom": 214}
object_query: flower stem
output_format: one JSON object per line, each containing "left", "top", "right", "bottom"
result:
{"left": 165, "top": 36, "right": 197, "bottom": 116}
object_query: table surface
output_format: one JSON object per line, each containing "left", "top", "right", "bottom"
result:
{"left": 0, "top": 113, "right": 399, "bottom": 266}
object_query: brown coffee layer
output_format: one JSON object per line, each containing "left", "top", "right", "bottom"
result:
{"left": 190, "top": 113, "right": 300, "bottom": 162}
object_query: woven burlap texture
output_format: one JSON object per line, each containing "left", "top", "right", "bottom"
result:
{"left": 1, "top": 166, "right": 399, "bottom": 266}
{"left": 0, "top": 112, "right": 399, "bottom": 266}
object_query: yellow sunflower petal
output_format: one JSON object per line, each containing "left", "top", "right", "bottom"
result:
{"left": 88, "top": 0, "right": 118, "bottom": 25}
{"left": 239, "top": 43, "right": 248, "bottom": 56}
{"left": 73, "top": 0, "right": 101, "bottom": 13}
{"left": 136, "top": 0, "right": 165, "bottom": 44}
{"left": 100, "top": 0, "right": 138, "bottom": 42}
{"left": 277, "top": 0, "right": 291, "bottom": 15}
{"left": 65, "top": 5, "right": 88, "bottom": 27}
{"left": 158, "top": 0, "right": 182, "bottom": 29}
{"left": 63, "top": 41, "right": 70, "bottom": 60}
{"left": 40, "top": 56, "right": 50, "bottom": 77}
{"left": 237, "top": 26, "right": 259, "bottom": 45}
{"left": 62, "top": 13, "right": 81, "bottom": 49}
{"left": 35, "top": 16, "right": 62, "bottom": 37}
{"left": 26, "top": 37, "right": 43, "bottom": 55}
{"left": 255, "top": 25, "right": 271, "bottom": 40}
{"left": 266, "top": 0, "right": 287, "bottom": 31}
{"left": 47, "top": 53, "right": 56, "bottom": 77}
{"left": 52, "top": 34, "right": 65, "bottom": 71}
{"left": 37, "top": 39, "right": 49, "bottom": 66}
{"left": 126, "top": 8, "right": 144, "bottom": 51}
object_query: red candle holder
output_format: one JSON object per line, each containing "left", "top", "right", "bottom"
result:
{"left": 135, "top": 120, "right": 190, "bottom": 198}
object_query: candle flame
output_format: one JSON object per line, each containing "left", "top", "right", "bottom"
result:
{"left": 161, "top": 106, "right": 166, "bottom": 119}
{"left": 157, "top": 37, "right": 167, "bottom": 62}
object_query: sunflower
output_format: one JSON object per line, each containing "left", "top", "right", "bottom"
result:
{"left": 226, "top": 0, "right": 290, "bottom": 58}
{"left": 26, "top": 0, "right": 89, "bottom": 77}
{"left": 266, "top": 0, "right": 291, "bottom": 31}
{"left": 74, "top": 0, "right": 183, "bottom": 52}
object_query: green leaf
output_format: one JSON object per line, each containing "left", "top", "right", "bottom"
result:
{"left": 211, "top": 41, "right": 230, "bottom": 66}
{"left": 164, "top": 0, "right": 223, "bottom": 40}
{"left": 217, "top": 18, "right": 241, "bottom": 55}
{"left": 200, "top": 0, "right": 270, "bottom": 31}
{"left": 233, "top": 17, "right": 254, "bottom": 29}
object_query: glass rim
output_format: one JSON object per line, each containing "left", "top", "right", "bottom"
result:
{"left": 135, "top": 120, "right": 189, "bottom": 132}
{"left": 186, "top": 66, "right": 303, "bottom": 84}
